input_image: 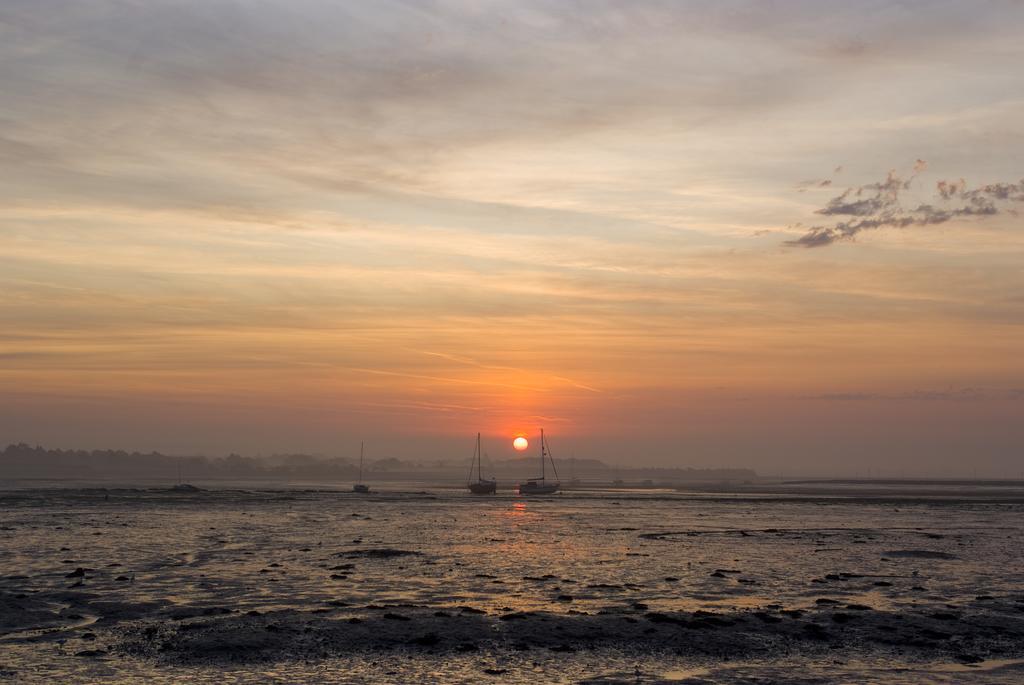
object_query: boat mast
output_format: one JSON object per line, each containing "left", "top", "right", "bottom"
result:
{"left": 548, "top": 434, "right": 560, "bottom": 482}
{"left": 476, "top": 432, "right": 482, "bottom": 481}
{"left": 540, "top": 428, "right": 546, "bottom": 481}
{"left": 359, "top": 441, "right": 364, "bottom": 483}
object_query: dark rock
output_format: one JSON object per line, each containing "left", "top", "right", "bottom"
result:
{"left": 754, "top": 611, "right": 782, "bottom": 623}
{"left": 646, "top": 612, "right": 683, "bottom": 625}
{"left": 921, "top": 629, "right": 952, "bottom": 640}
{"left": 202, "top": 607, "right": 231, "bottom": 616}
{"left": 340, "top": 549, "right": 421, "bottom": 559}
{"left": 694, "top": 616, "right": 734, "bottom": 628}
{"left": 883, "top": 550, "right": 957, "bottom": 560}
{"left": 803, "top": 623, "right": 829, "bottom": 640}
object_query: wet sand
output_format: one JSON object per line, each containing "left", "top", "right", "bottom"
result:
{"left": 1, "top": 484, "right": 1023, "bottom": 683}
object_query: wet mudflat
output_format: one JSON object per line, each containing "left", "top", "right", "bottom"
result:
{"left": 1, "top": 484, "right": 1023, "bottom": 683}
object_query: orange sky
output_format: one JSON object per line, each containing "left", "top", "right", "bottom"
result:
{"left": 1, "top": 2, "right": 1023, "bottom": 475}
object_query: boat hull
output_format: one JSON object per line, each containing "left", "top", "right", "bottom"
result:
{"left": 518, "top": 482, "right": 559, "bottom": 495}
{"left": 352, "top": 484, "right": 370, "bottom": 493}
{"left": 468, "top": 480, "right": 497, "bottom": 495}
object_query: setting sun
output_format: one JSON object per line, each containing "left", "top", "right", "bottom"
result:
{"left": 2, "top": 2, "right": 1022, "bottom": 682}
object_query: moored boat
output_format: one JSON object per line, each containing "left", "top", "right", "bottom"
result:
{"left": 467, "top": 432, "right": 497, "bottom": 494}
{"left": 518, "top": 429, "right": 560, "bottom": 495}
{"left": 353, "top": 441, "right": 370, "bottom": 493}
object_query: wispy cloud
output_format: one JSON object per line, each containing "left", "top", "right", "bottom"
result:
{"left": 787, "top": 162, "right": 1024, "bottom": 247}
{"left": 2, "top": 2, "right": 1024, "bottom": 468}
{"left": 803, "top": 387, "right": 1024, "bottom": 402}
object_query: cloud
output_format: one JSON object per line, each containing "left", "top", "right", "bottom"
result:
{"left": 787, "top": 163, "right": 1024, "bottom": 247}
{"left": 804, "top": 387, "right": 1024, "bottom": 402}
{"left": 795, "top": 178, "right": 833, "bottom": 192}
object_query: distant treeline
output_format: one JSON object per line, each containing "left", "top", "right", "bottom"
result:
{"left": 0, "top": 443, "right": 756, "bottom": 483}
{"left": 0, "top": 443, "right": 360, "bottom": 481}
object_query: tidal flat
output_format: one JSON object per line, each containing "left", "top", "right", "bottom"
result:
{"left": 1, "top": 483, "right": 1023, "bottom": 683}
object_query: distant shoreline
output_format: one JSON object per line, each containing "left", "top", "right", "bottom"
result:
{"left": 4, "top": 478, "right": 1024, "bottom": 503}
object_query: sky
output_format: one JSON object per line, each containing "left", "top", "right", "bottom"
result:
{"left": 1, "top": 0, "right": 1023, "bottom": 476}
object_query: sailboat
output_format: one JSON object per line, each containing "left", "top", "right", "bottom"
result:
{"left": 467, "top": 432, "right": 497, "bottom": 494}
{"left": 517, "top": 429, "right": 560, "bottom": 495}
{"left": 352, "top": 442, "right": 370, "bottom": 493}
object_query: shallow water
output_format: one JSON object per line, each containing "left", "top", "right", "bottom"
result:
{"left": 1, "top": 484, "right": 1023, "bottom": 683}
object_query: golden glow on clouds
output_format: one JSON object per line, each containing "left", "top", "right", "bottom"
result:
{"left": 0, "top": 1, "right": 1023, "bottom": 473}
